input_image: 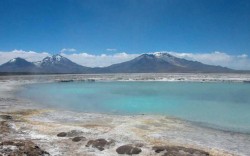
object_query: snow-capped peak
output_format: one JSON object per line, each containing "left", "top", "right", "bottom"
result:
{"left": 9, "top": 58, "right": 16, "bottom": 63}
{"left": 36, "top": 54, "right": 76, "bottom": 68}
{"left": 153, "top": 52, "right": 173, "bottom": 58}
{"left": 8, "top": 57, "right": 25, "bottom": 63}
{"left": 55, "top": 55, "right": 62, "bottom": 61}
{"left": 42, "top": 54, "right": 66, "bottom": 64}
{"left": 136, "top": 52, "right": 174, "bottom": 61}
{"left": 143, "top": 52, "right": 184, "bottom": 67}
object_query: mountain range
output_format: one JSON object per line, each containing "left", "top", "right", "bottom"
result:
{"left": 0, "top": 53, "right": 236, "bottom": 74}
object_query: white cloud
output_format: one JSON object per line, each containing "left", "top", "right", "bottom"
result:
{"left": 61, "top": 52, "right": 139, "bottom": 67}
{"left": 165, "top": 51, "right": 250, "bottom": 70}
{"left": 0, "top": 49, "right": 249, "bottom": 70}
{"left": 237, "top": 54, "right": 248, "bottom": 59}
{"left": 60, "top": 48, "right": 76, "bottom": 53}
{"left": 0, "top": 50, "right": 50, "bottom": 65}
{"left": 106, "top": 48, "right": 117, "bottom": 52}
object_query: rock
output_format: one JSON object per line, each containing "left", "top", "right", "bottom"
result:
{"left": 86, "top": 139, "right": 113, "bottom": 151}
{"left": 87, "top": 79, "right": 95, "bottom": 82}
{"left": 0, "top": 115, "right": 13, "bottom": 120}
{"left": 152, "top": 146, "right": 166, "bottom": 153}
{"left": 57, "top": 130, "right": 83, "bottom": 138}
{"left": 116, "top": 145, "right": 142, "bottom": 155}
{"left": 0, "top": 121, "right": 11, "bottom": 134}
{"left": 0, "top": 98, "right": 17, "bottom": 102}
{"left": 72, "top": 136, "right": 86, "bottom": 142}
{"left": 58, "top": 80, "right": 74, "bottom": 83}
{"left": 0, "top": 140, "right": 50, "bottom": 156}
{"left": 1, "top": 141, "right": 15, "bottom": 146}
{"left": 57, "top": 132, "right": 67, "bottom": 137}
{"left": 15, "top": 142, "right": 25, "bottom": 146}
{"left": 152, "top": 145, "right": 209, "bottom": 156}
{"left": 67, "top": 130, "right": 83, "bottom": 137}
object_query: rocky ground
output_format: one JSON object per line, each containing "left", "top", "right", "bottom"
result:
{"left": 0, "top": 114, "right": 210, "bottom": 156}
{"left": 0, "top": 109, "right": 234, "bottom": 156}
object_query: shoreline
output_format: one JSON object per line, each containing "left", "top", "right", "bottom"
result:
{"left": 1, "top": 74, "right": 250, "bottom": 155}
{"left": 1, "top": 73, "right": 250, "bottom": 83}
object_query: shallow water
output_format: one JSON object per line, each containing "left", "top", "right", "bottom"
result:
{"left": 19, "top": 81, "right": 250, "bottom": 133}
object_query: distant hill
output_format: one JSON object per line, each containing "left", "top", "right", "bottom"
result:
{"left": 104, "top": 53, "right": 234, "bottom": 73}
{"left": 0, "top": 53, "right": 238, "bottom": 74}
{"left": 0, "top": 58, "right": 38, "bottom": 73}
{"left": 35, "top": 54, "right": 90, "bottom": 73}
{"left": 0, "top": 54, "right": 90, "bottom": 74}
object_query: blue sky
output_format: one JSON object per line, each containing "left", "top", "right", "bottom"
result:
{"left": 0, "top": 0, "right": 250, "bottom": 55}
{"left": 0, "top": 0, "right": 250, "bottom": 69}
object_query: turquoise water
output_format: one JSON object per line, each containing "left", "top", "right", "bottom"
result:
{"left": 19, "top": 81, "right": 250, "bottom": 133}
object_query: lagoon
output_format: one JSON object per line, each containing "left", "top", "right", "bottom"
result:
{"left": 19, "top": 81, "right": 250, "bottom": 133}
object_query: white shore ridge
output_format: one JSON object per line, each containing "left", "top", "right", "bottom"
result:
{"left": 1, "top": 73, "right": 250, "bottom": 156}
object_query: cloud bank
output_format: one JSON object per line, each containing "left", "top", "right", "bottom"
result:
{"left": 167, "top": 51, "right": 250, "bottom": 70}
{"left": 60, "top": 52, "right": 139, "bottom": 67}
{"left": 0, "top": 50, "right": 250, "bottom": 70}
{"left": 0, "top": 50, "right": 50, "bottom": 64}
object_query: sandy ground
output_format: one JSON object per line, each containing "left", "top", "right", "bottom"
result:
{"left": 1, "top": 74, "right": 250, "bottom": 156}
